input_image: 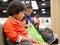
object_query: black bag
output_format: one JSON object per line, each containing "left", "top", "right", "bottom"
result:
{"left": 39, "top": 28, "right": 55, "bottom": 43}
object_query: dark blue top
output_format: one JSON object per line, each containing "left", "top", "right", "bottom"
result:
{"left": 26, "top": 15, "right": 35, "bottom": 24}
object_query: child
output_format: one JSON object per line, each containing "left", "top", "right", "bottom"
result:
{"left": 4, "top": 0, "right": 41, "bottom": 45}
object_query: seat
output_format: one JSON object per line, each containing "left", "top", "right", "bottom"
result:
{"left": 0, "top": 24, "right": 15, "bottom": 45}
{"left": 0, "top": 24, "right": 5, "bottom": 45}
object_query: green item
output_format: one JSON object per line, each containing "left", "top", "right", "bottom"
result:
{"left": 26, "top": 25, "right": 44, "bottom": 43}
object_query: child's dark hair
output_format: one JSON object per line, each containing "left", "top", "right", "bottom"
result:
{"left": 27, "top": 6, "right": 32, "bottom": 9}
{"left": 7, "top": 0, "right": 27, "bottom": 16}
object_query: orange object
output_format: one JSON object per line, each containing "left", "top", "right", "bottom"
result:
{"left": 37, "top": 19, "right": 40, "bottom": 26}
{"left": 4, "top": 17, "right": 28, "bottom": 42}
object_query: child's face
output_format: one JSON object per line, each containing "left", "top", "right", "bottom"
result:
{"left": 14, "top": 11, "right": 25, "bottom": 21}
{"left": 25, "top": 8, "right": 32, "bottom": 16}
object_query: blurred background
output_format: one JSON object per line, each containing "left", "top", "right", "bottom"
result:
{"left": 0, "top": 0, "right": 51, "bottom": 29}
{"left": 0, "top": 0, "right": 60, "bottom": 44}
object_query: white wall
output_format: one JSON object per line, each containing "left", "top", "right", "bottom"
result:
{"left": 0, "top": 18, "right": 7, "bottom": 24}
{"left": 51, "top": 0, "right": 60, "bottom": 38}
